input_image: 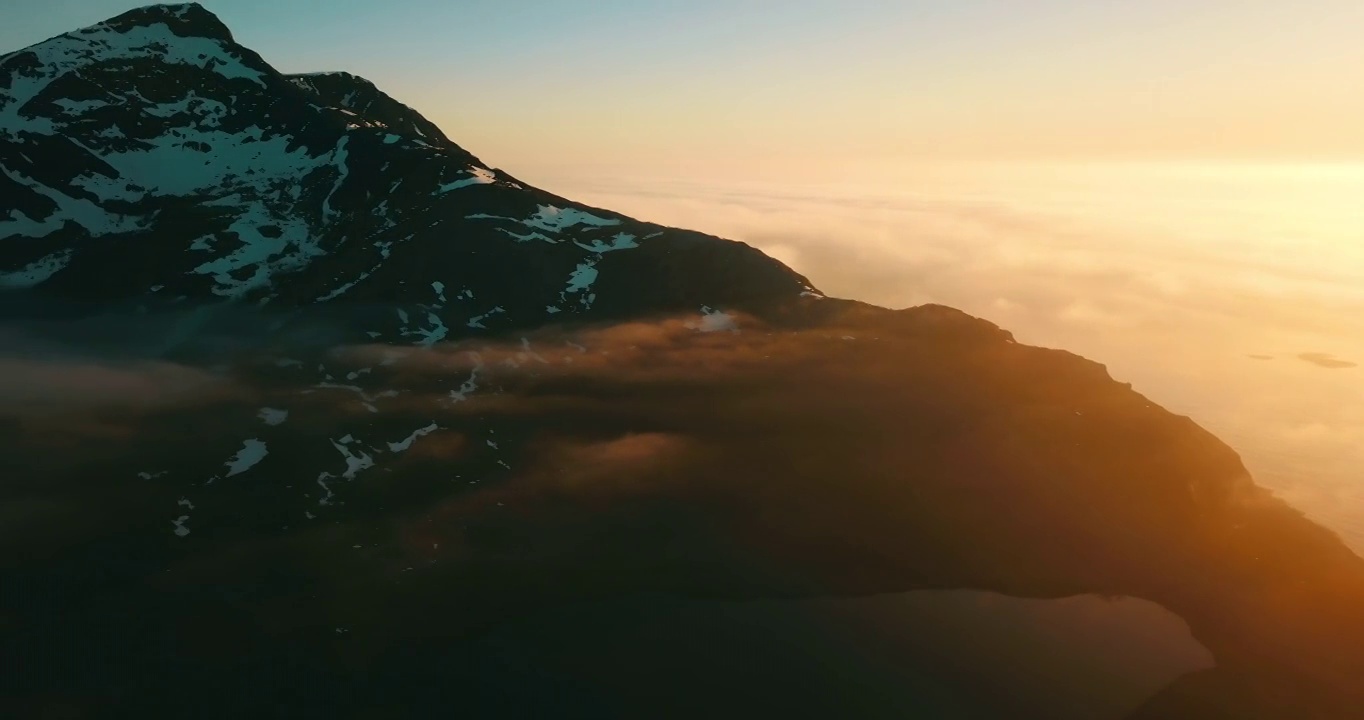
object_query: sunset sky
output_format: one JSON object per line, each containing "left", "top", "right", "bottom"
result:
{"left": 6, "top": 0, "right": 1364, "bottom": 182}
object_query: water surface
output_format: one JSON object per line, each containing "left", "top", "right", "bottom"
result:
{"left": 450, "top": 590, "right": 1213, "bottom": 719}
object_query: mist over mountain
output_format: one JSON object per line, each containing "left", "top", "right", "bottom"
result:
{"left": 3, "top": 5, "right": 1364, "bottom": 719}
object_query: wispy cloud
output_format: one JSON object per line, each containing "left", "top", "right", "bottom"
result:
{"left": 555, "top": 169, "right": 1364, "bottom": 355}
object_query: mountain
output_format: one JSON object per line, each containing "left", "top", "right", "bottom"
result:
{"left": 0, "top": 3, "right": 817, "bottom": 344}
{"left": 4, "top": 6, "right": 1364, "bottom": 720}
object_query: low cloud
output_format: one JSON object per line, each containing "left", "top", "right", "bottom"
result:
{"left": 556, "top": 171, "right": 1364, "bottom": 359}
{"left": 549, "top": 433, "right": 692, "bottom": 480}
{"left": 0, "top": 356, "right": 228, "bottom": 415}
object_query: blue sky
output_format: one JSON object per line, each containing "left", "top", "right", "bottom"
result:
{"left": 5, "top": 1, "right": 1364, "bottom": 181}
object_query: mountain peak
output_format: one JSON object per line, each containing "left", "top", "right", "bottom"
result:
{"left": 0, "top": 1, "right": 271, "bottom": 125}
{"left": 98, "top": 3, "right": 235, "bottom": 44}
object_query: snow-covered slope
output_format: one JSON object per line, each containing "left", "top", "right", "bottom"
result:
{"left": 0, "top": 3, "right": 817, "bottom": 343}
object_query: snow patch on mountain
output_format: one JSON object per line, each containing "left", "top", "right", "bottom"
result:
{"left": 466, "top": 306, "right": 505, "bottom": 329}
{"left": 3, "top": 165, "right": 145, "bottom": 238}
{"left": 18, "top": 114, "right": 355, "bottom": 295}
{"left": 388, "top": 423, "right": 438, "bottom": 453}
{"left": 190, "top": 194, "right": 324, "bottom": 298}
{"left": 498, "top": 228, "right": 558, "bottom": 244}
{"left": 313, "top": 382, "right": 399, "bottom": 413}
{"left": 525, "top": 205, "right": 620, "bottom": 232}
{"left": 317, "top": 267, "right": 375, "bottom": 302}
{"left": 50, "top": 97, "right": 110, "bottom": 116}
{"left": 143, "top": 91, "right": 230, "bottom": 126}
{"left": 320, "top": 135, "right": 351, "bottom": 220}
{"left": 222, "top": 438, "right": 268, "bottom": 477}
{"left": 448, "top": 354, "right": 482, "bottom": 403}
{"left": 395, "top": 307, "right": 449, "bottom": 345}
{"left": 4, "top": 41, "right": 356, "bottom": 293}
{"left": 575, "top": 232, "right": 638, "bottom": 253}
{"left": 465, "top": 205, "right": 621, "bottom": 241}
{"left": 316, "top": 435, "right": 376, "bottom": 505}
{"left": 436, "top": 166, "right": 496, "bottom": 193}
{"left": 415, "top": 313, "right": 449, "bottom": 345}
{"left": 0, "top": 249, "right": 73, "bottom": 288}
{"left": 1, "top": 19, "right": 265, "bottom": 135}
{"left": 565, "top": 263, "right": 598, "bottom": 295}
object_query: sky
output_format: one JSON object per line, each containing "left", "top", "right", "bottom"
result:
{"left": 5, "top": 0, "right": 1364, "bottom": 182}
